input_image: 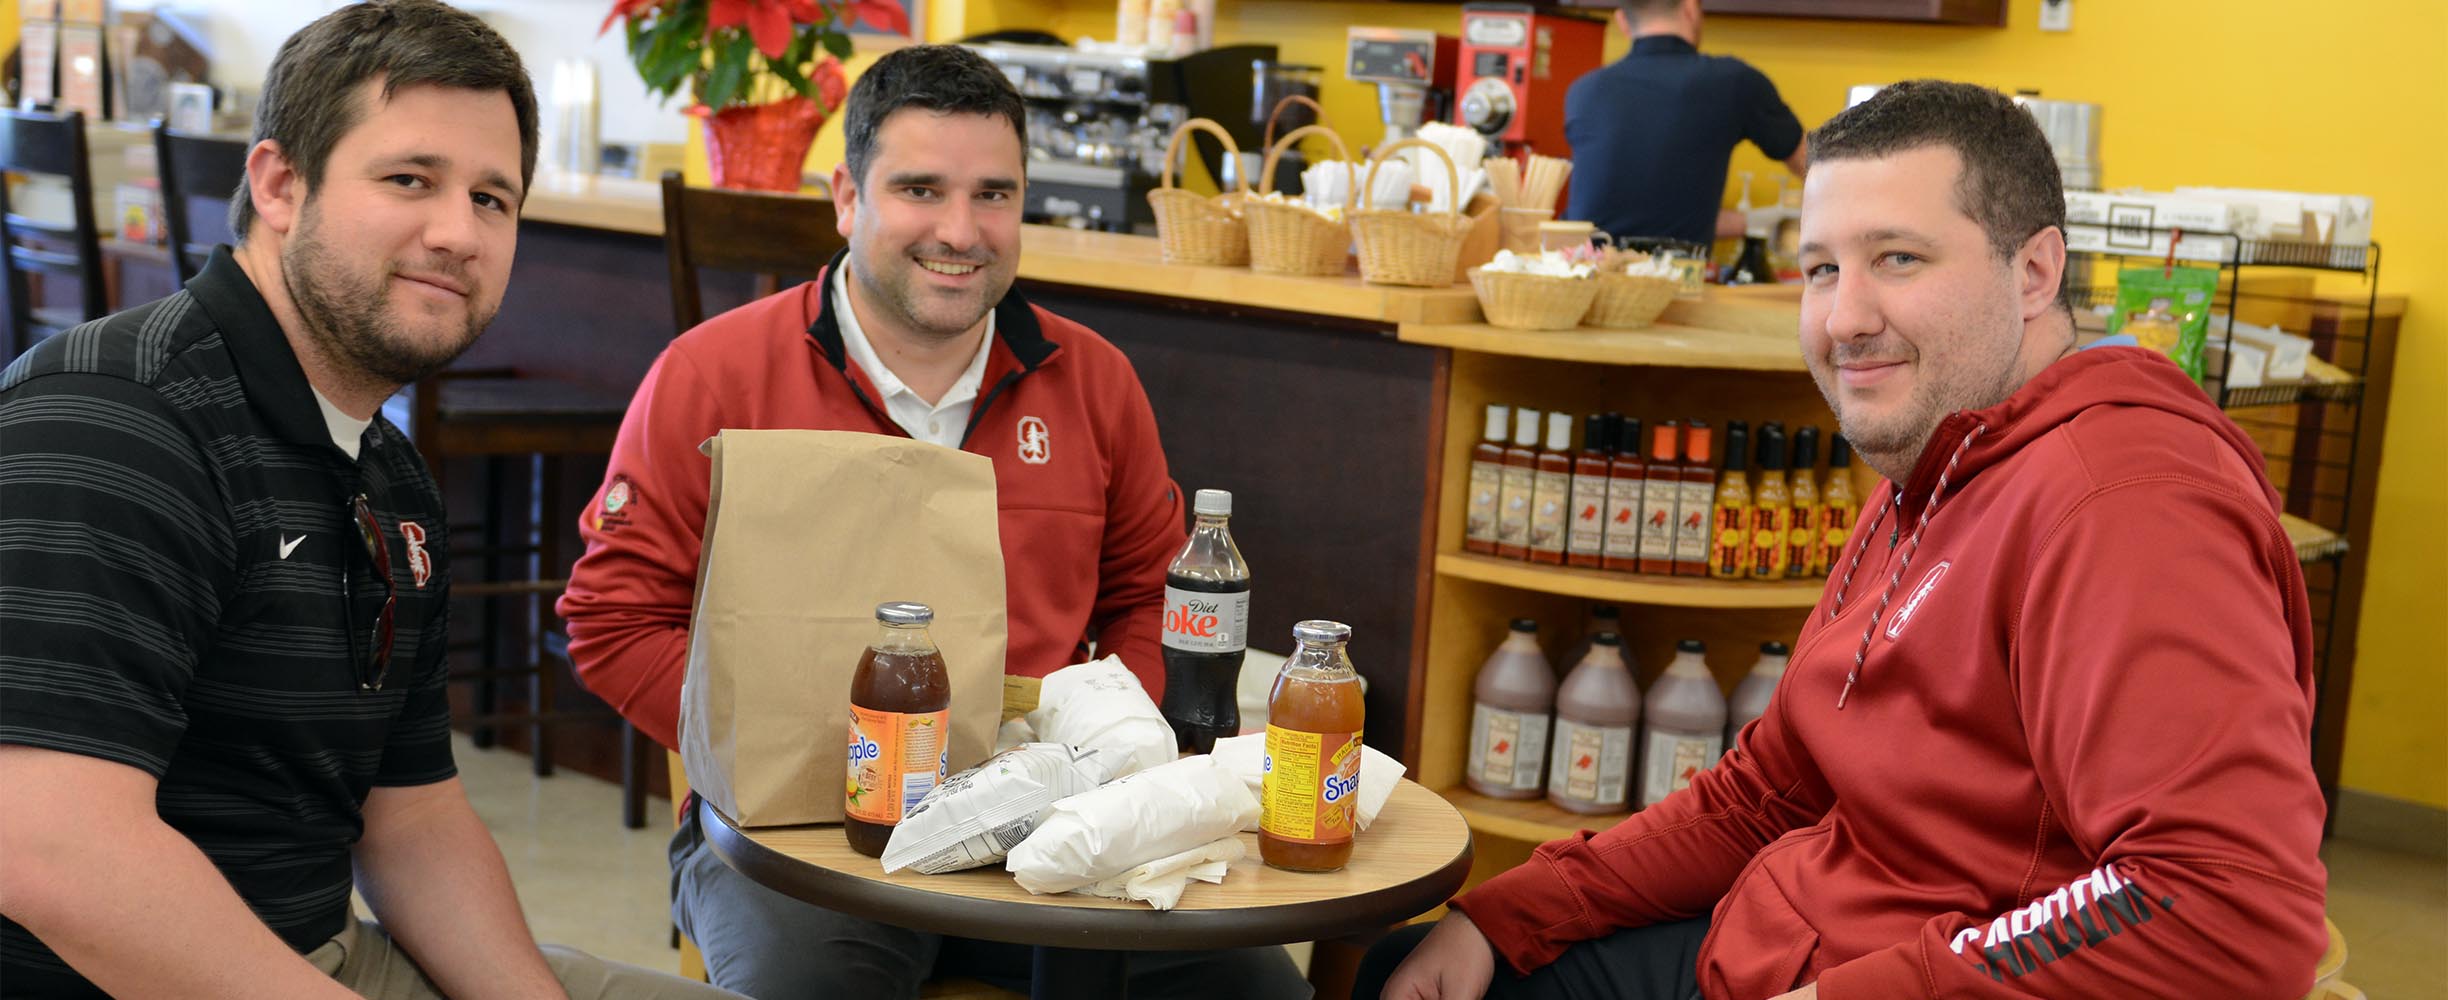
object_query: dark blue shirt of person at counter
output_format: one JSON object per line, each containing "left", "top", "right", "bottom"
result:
{"left": 1563, "top": 34, "right": 1805, "bottom": 249}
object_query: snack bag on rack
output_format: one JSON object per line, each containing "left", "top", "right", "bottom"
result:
{"left": 2107, "top": 265, "right": 2218, "bottom": 381}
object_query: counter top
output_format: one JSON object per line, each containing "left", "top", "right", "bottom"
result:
{"left": 522, "top": 170, "right": 667, "bottom": 236}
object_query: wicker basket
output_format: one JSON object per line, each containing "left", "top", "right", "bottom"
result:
{"left": 1471, "top": 266, "right": 1600, "bottom": 331}
{"left": 1584, "top": 271, "right": 1681, "bottom": 329}
{"left": 1147, "top": 118, "right": 1249, "bottom": 267}
{"left": 1351, "top": 138, "right": 1470, "bottom": 288}
{"left": 1246, "top": 124, "right": 1353, "bottom": 277}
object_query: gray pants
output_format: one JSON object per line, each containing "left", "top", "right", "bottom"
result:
{"left": 672, "top": 807, "right": 1314, "bottom": 999}
{"left": 306, "top": 911, "right": 741, "bottom": 999}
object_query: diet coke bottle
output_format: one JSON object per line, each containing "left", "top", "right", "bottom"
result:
{"left": 1160, "top": 488, "right": 1251, "bottom": 753}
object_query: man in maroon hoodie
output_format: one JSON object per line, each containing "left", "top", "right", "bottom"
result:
{"left": 1364, "top": 80, "right": 2328, "bottom": 1000}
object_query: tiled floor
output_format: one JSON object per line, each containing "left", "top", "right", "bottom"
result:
{"left": 460, "top": 737, "right": 2448, "bottom": 994}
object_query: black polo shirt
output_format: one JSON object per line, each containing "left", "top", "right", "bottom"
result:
{"left": 0, "top": 248, "right": 454, "bottom": 997}
{"left": 1563, "top": 34, "right": 1805, "bottom": 247}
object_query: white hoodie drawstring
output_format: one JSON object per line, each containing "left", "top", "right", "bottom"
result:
{"left": 1828, "top": 424, "right": 1986, "bottom": 709}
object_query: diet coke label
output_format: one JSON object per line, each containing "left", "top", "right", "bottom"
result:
{"left": 1162, "top": 586, "right": 1250, "bottom": 654}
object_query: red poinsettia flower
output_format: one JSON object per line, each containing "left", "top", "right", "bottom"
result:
{"left": 839, "top": 0, "right": 910, "bottom": 35}
{"left": 812, "top": 56, "right": 849, "bottom": 111}
{"left": 709, "top": 0, "right": 827, "bottom": 59}
{"left": 598, "top": 0, "right": 662, "bottom": 35}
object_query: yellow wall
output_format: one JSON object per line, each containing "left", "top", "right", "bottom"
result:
{"left": 817, "top": 0, "right": 2448, "bottom": 809}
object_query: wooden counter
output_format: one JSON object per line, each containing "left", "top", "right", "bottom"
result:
{"left": 522, "top": 170, "right": 667, "bottom": 236}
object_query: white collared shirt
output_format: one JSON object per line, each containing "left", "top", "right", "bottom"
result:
{"left": 832, "top": 267, "right": 995, "bottom": 448}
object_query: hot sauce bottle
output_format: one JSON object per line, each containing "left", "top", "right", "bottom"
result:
{"left": 1527, "top": 411, "right": 1574, "bottom": 565}
{"left": 1260, "top": 620, "right": 1365, "bottom": 873}
{"left": 846, "top": 601, "right": 951, "bottom": 859}
{"left": 1748, "top": 424, "right": 1791, "bottom": 581}
{"left": 1787, "top": 426, "right": 1823, "bottom": 577}
{"left": 1495, "top": 408, "right": 1540, "bottom": 561}
{"left": 1600, "top": 416, "right": 1646, "bottom": 574}
{"left": 1817, "top": 434, "right": 1861, "bottom": 576}
{"left": 1672, "top": 421, "right": 1715, "bottom": 577}
{"left": 1708, "top": 421, "right": 1752, "bottom": 579}
{"left": 1637, "top": 420, "right": 1681, "bottom": 575}
{"left": 1464, "top": 404, "right": 1509, "bottom": 555}
{"left": 1566, "top": 413, "right": 1612, "bottom": 569}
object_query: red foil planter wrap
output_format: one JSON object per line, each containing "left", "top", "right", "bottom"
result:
{"left": 698, "top": 96, "right": 824, "bottom": 191}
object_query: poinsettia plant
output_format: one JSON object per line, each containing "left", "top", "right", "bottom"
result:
{"left": 602, "top": 0, "right": 910, "bottom": 111}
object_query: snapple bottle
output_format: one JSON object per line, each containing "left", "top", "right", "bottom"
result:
{"left": 1162, "top": 489, "right": 1251, "bottom": 753}
{"left": 1261, "top": 620, "right": 1364, "bottom": 873}
{"left": 846, "top": 601, "right": 951, "bottom": 858}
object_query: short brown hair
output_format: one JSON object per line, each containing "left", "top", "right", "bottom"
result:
{"left": 840, "top": 44, "right": 1027, "bottom": 191}
{"left": 1807, "top": 80, "right": 2065, "bottom": 264}
{"left": 232, "top": 0, "right": 538, "bottom": 240}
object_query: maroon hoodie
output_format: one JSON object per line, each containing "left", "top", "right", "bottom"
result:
{"left": 1456, "top": 347, "right": 2328, "bottom": 998}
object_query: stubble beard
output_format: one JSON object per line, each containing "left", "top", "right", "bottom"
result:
{"left": 282, "top": 205, "right": 491, "bottom": 388}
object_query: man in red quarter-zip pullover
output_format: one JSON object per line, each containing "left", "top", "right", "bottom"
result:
{"left": 1363, "top": 80, "right": 2327, "bottom": 1000}
{"left": 558, "top": 44, "right": 1309, "bottom": 1000}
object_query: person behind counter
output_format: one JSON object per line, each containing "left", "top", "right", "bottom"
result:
{"left": 0, "top": 3, "right": 742, "bottom": 999}
{"left": 1358, "top": 80, "right": 2327, "bottom": 1000}
{"left": 556, "top": 42, "right": 1311, "bottom": 1000}
{"left": 1563, "top": 0, "right": 1808, "bottom": 248}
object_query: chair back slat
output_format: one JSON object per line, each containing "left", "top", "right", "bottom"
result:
{"left": 154, "top": 126, "right": 249, "bottom": 283}
{"left": 658, "top": 170, "right": 844, "bottom": 334}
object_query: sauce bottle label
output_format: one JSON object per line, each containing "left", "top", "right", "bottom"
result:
{"left": 1673, "top": 480, "right": 1715, "bottom": 564}
{"left": 1566, "top": 474, "right": 1607, "bottom": 557}
{"left": 1469, "top": 704, "right": 1550, "bottom": 792}
{"left": 1711, "top": 501, "right": 1750, "bottom": 577}
{"left": 1549, "top": 719, "right": 1633, "bottom": 805}
{"left": 846, "top": 705, "right": 950, "bottom": 825}
{"left": 1528, "top": 468, "right": 1571, "bottom": 552}
{"left": 1261, "top": 725, "right": 1362, "bottom": 845}
{"left": 1602, "top": 475, "right": 1644, "bottom": 559}
{"left": 1638, "top": 477, "right": 1678, "bottom": 563}
{"left": 1787, "top": 505, "right": 1817, "bottom": 576}
{"left": 1466, "top": 460, "right": 1503, "bottom": 545}
{"left": 1639, "top": 729, "right": 1724, "bottom": 807}
{"left": 1821, "top": 501, "right": 1857, "bottom": 562}
{"left": 1750, "top": 506, "right": 1791, "bottom": 579}
{"left": 1162, "top": 586, "right": 1249, "bottom": 654}
{"left": 1496, "top": 466, "right": 1536, "bottom": 547}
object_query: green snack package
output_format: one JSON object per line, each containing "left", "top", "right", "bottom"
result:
{"left": 2107, "top": 265, "right": 2219, "bottom": 380}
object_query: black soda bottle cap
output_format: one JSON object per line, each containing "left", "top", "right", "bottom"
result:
{"left": 1593, "top": 632, "right": 1622, "bottom": 646}
{"left": 1509, "top": 618, "right": 1538, "bottom": 633}
{"left": 1676, "top": 638, "right": 1706, "bottom": 653}
{"left": 1761, "top": 640, "right": 1790, "bottom": 655}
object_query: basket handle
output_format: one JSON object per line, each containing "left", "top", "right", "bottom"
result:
{"left": 1260, "top": 94, "right": 1327, "bottom": 153}
{"left": 1159, "top": 117, "right": 1249, "bottom": 196}
{"left": 1259, "top": 124, "right": 1355, "bottom": 212}
{"left": 1364, "top": 136, "right": 1463, "bottom": 222}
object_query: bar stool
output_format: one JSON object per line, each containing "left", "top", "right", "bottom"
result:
{"left": 0, "top": 108, "right": 107, "bottom": 363}
{"left": 614, "top": 169, "right": 844, "bottom": 828}
{"left": 152, "top": 124, "right": 247, "bottom": 284}
{"left": 410, "top": 371, "right": 628, "bottom": 777}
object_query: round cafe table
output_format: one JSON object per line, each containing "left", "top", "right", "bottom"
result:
{"left": 699, "top": 777, "right": 1475, "bottom": 1000}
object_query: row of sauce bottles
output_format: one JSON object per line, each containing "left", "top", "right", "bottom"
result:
{"left": 1465, "top": 614, "right": 1789, "bottom": 814}
{"left": 1464, "top": 406, "right": 1860, "bottom": 581}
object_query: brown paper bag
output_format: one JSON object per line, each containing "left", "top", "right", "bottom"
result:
{"left": 679, "top": 430, "right": 1008, "bottom": 827}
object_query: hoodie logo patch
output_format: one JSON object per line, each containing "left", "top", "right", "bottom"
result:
{"left": 1885, "top": 560, "right": 1950, "bottom": 641}
{"left": 1017, "top": 416, "right": 1050, "bottom": 465}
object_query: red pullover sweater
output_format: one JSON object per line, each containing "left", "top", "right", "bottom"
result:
{"left": 1456, "top": 347, "right": 2328, "bottom": 998}
{"left": 557, "top": 259, "right": 1185, "bottom": 750}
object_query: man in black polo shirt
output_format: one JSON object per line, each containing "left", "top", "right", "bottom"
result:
{"left": 1563, "top": 0, "right": 1809, "bottom": 248}
{"left": 0, "top": 4, "right": 736, "bottom": 998}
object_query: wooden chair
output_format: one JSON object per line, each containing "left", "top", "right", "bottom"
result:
{"left": 152, "top": 125, "right": 248, "bottom": 284}
{"left": 615, "top": 170, "right": 845, "bottom": 829}
{"left": 659, "top": 168, "right": 840, "bottom": 333}
{"left": 0, "top": 108, "right": 107, "bottom": 363}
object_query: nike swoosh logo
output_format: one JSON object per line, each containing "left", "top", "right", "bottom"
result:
{"left": 278, "top": 535, "right": 305, "bottom": 560}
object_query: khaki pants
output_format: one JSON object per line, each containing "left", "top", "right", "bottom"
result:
{"left": 305, "top": 912, "right": 741, "bottom": 1000}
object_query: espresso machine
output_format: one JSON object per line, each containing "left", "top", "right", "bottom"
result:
{"left": 1454, "top": 2, "right": 1606, "bottom": 158}
{"left": 966, "top": 41, "right": 1275, "bottom": 232}
{"left": 1346, "top": 26, "right": 1457, "bottom": 152}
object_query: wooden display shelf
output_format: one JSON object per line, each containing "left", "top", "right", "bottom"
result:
{"left": 1436, "top": 552, "right": 1825, "bottom": 609}
{"left": 1396, "top": 320, "right": 1808, "bottom": 372}
{"left": 2281, "top": 513, "right": 2348, "bottom": 563}
{"left": 1438, "top": 785, "right": 1625, "bottom": 845}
